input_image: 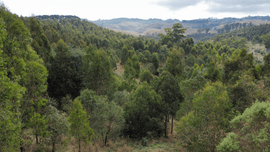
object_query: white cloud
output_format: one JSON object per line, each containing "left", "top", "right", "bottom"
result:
{"left": 1, "top": 0, "right": 270, "bottom": 21}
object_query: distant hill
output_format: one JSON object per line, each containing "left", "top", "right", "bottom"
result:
{"left": 92, "top": 18, "right": 181, "bottom": 27}
{"left": 90, "top": 16, "right": 270, "bottom": 42}
{"left": 35, "top": 15, "right": 270, "bottom": 42}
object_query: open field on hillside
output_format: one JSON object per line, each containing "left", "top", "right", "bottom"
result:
{"left": 246, "top": 41, "right": 266, "bottom": 62}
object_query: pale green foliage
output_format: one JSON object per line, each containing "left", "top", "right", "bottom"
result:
{"left": 28, "top": 113, "right": 49, "bottom": 144}
{"left": 124, "top": 58, "right": 136, "bottom": 79}
{"left": 0, "top": 17, "right": 25, "bottom": 151}
{"left": 76, "top": 89, "right": 124, "bottom": 145}
{"left": 217, "top": 100, "right": 270, "bottom": 151}
{"left": 216, "top": 133, "right": 239, "bottom": 152}
{"left": 177, "top": 74, "right": 207, "bottom": 119}
{"left": 191, "top": 63, "right": 205, "bottom": 78}
{"left": 231, "top": 49, "right": 241, "bottom": 60}
{"left": 204, "top": 60, "right": 223, "bottom": 82}
{"left": 68, "top": 99, "right": 94, "bottom": 151}
{"left": 82, "top": 45, "right": 115, "bottom": 95}
{"left": 45, "top": 105, "right": 70, "bottom": 150}
{"left": 100, "top": 101, "right": 125, "bottom": 145}
{"left": 142, "top": 62, "right": 156, "bottom": 74}
{"left": 164, "top": 48, "right": 185, "bottom": 79}
{"left": 0, "top": 6, "right": 48, "bottom": 151}
{"left": 112, "top": 91, "right": 131, "bottom": 107}
{"left": 176, "top": 81, "right": 233, "bottom": 151}
{"left": 260, "top": 33, "right": 270, "bottom": 48}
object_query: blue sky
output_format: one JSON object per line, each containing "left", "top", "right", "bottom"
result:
{"left": 2, "top": 0, "right": 270, "bottom": 21}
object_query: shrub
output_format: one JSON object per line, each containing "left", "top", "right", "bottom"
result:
{"left": 217, "top": 100, "right": 270, "bottom": 152}
{"left": 176, "top": 81, "right": 233, "bottom": 151}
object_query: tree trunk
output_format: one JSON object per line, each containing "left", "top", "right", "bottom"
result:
{"left": 36, "top": 135, "right": 39, "bottom": 144}
{"left": 79, "top": 135, "right": 81, "bottom": 152}
{"left": 165, "top": 115, "right": 167, "bottom": 137}
{"left": 20, "top": 146, "right": 24, "bottom": 152}
{"left": 171, "top": 116, "right": 173, "bottom": 134}
{"left": 105, "top": 134, "right": 108, "bottom": 146}
{"left": 105, "top": 128, "right": 110, "bottom": 146}
{"left": 52, "top": 141, "right": 55, "bottom": 152}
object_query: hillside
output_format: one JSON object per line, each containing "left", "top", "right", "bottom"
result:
{"left": 91, "top": 16, "right": 270, "bottom": 38}
{"left": 3, "top": 2, "right": 270, "bottom": 151}
{"left": 35, "top": 15, "right": 270, "bottom": 42}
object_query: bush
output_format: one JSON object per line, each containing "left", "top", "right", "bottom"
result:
{"left": 176, "top": 81, "right": 233, "bottom": 151}
{"left": 123, "top": 82, "right": 164, "bottom": 139}
{"left": 140, "top": 68, "right": 153, "bottom": 84}
{"left": 217, "top": 100, "right": 270, "bottom": 152}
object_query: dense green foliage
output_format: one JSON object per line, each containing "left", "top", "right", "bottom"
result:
{"left": 68, "top": 99, "right": 94, "bottom": 152}
{"left": 45, "top": 105, "right": 70, "bottom": 152}
{"left": 47, "top": 39, "right": 83, "bottom": 107}
{"left": 176, "top": 81, "right": 233, "bottom": 151}
{"left": 2, "top": 2, "right": 270, "bottom": 151}
{"left": 0, "top": 17, "right": 24, "bottom": 152}
{"left": 123, "top": 82, "right": 164, "bottom": 138}
{"left": 151, "top": 71, "right": 184, "bottom": 136}
{"left": 217, "top": 100, "right": 270, "bottom": 152}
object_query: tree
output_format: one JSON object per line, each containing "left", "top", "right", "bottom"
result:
{"left": 152, "top": 71, "right": 184, "bottom": 136}
{"left": 186, "top": 53, "right": 196, "bottom": 67}
{"left": 100, "top": 101, "right": 125, "bottom": 145}
{"left": 176, "top": 81, "right": 233, "bottom": 151}
{"left": 45, "top": 105, "right": 70, "bottom": 152}
{"left": 131, "top": 54, "right": 140, "bottom": 78}
{"left": 217, "top": 100, "right": 270, "bottom": 152}
{"left": 262, "top": 52, "right": 270, "bottom": 77}
{"left": 228, "top": 74, "right": 261, "bottom": 114}
{"left": 121, "top": 45, "right": 133, "bottom": 65}
{"left": 76, "top": 89, "right": 124, "bottom": 145}
{"left": 28, "top": 113, "right": 49, "bottom": 145}
{"left": 0, "top": 5, "right": 48, "bottom": 151}
{"left": 138, "top": 52, "right": 147, "bottom": 63}
{"left": 47, "top": 39, "right": 83, "bottom": 108}
{"left": 124, "top": 58, "right": 136, "bottom": 79}
{"left": 223, "top": 48, "right": 255, "bottom": 85}
{"left": 22, "top": 17, "right": 53, "bottom": 66}
{"left": 143, "top": 50, "right": 151, "bottom": 62}
{"left": 140, "top": 68, "right": 153, "bottom": 84}
{"left": 112, "top": 91, "right": 131, "bottom": 107}
{"left": 171, "top": 23, "right": 186, "bottom": 43}
{"left": 82, "top": 45, "right": 115, "bottom": 95}
{"left": 123, "top": 82, "right": 164, "bottom": 138}
{"left": 151, "top": 52, "right": 159, "bottom": 74}
{"left": 204, "top": 60, "right": 222, "bottom": 83}
{"left": 164, "top": 48, "right": 186, "bottom": 79}
{"left": 0, "top": 17, "right": 24, "bottom": 151}
{"left": 176, "top": 74, "right": 208, "bottom": 120}
{"left": 158, "top": 28, "right": 173, "bottom": 45}
{"left": 68, "top": 99, "right": 94, "bottom": 152}
{"left": 260, "top": 33, "right": 270, "bottom": 49}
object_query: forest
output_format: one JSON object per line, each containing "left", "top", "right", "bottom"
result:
{"left": 1, "top": 2, "right": 270, "bottom": 152}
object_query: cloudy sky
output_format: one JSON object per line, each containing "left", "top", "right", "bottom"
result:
{"left": 2, "top": 0, "right": 270, "bottom": 21}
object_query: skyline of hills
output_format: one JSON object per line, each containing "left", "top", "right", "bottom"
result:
{"left": 35, "top": 14, "right": 270, "bottom": 42}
